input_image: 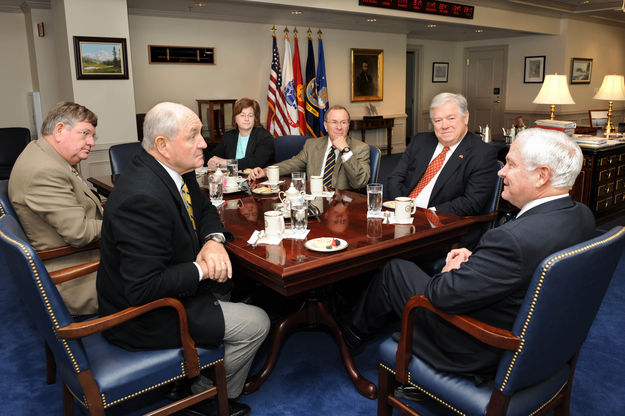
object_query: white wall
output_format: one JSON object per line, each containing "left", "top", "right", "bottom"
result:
{"left": 0, "top": 12, "right": 34, "bottom": 129}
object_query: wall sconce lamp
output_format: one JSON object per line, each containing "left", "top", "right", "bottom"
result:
{"left": 533, "top": 74, "right": 575, "bottom": 120}
{"left": 593, "top": 75, "right": 625, "bottom": 135}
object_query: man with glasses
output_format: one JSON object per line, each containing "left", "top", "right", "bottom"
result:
{"left": 9, "top": 101, "right": 101, "bottom": 315}
{"left": 248, "top": 105, "right": 370, "bottom": 190}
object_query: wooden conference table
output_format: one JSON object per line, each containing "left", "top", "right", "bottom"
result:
{"left": 87, "top": 174, "right": 475, "bottom": 398}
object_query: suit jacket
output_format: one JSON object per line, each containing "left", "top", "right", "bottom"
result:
{"left": 9, "top": 138, "right": 101, "bottom": 315}
{"left": 97, "top": 149, "right": 233, "bottom": 350}
{"left": 207, "top": 127, "right": 274, "bottom": 170}
{"left": 413, "top": 197, "right": 596, "bottom": 380}
{"left": 386, "top": 131, "right": 498, "bottom": 216}
{"left": 276, "top": 136, "right": 370, "bottom": 190}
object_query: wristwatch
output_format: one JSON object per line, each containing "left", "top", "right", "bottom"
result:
{"left": 341, "top": 147, "right": 351, "bottom": 154}
{"left": 204, "top": 233, "right": 226, "bottom": 244}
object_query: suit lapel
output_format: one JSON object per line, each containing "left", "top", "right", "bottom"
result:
{"left": 244, "top": 128, "right": 257, "bottom": 158}
{"left": 430, "top": 135, "right": 473, "bottom": 198}
{"left": 408, "top": 136, "right": 438, "bottom": 191}
{"left": 311, "top": 137, "right": 329, "bottom": 177}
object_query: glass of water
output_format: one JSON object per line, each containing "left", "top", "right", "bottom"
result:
{"left": 291, "top": 171, "right": 306, "bottom": 194}
{"left": 208, "top": 176, "right": 223, "bottom": 204}
{"left": 226, "top": 159, "right": 238, "bottom": 178}
{"left": 367, "top": 183, "right": 383, "bottom": 213}
{"left": 290, "top": 200, "right": 308, "bottom": 233}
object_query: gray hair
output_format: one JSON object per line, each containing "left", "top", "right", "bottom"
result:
{"left": 514, "top": 128, "right": 583, "bottom": 189}
{"left": 41, "top": 101, "right": 97, "bottom": 135}
{"left": 429, "top": 93, "right": 468, "bottom": 118}
{"left": 324, "top": 105, "right": 351, "bottom": 122}
{"left": 142, "top": 102, "right": 192, "bottom": 150}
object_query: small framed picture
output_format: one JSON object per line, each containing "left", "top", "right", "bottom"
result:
{"left": 73, "top": 36, "right": 129, "bottom": 80}
{"left": 570, "top": 58, "right": 592, "bottom": 84}
{"left": 589, "top": 109, "right": 608, "bottom": 127}
{"left": 523, "top": 56, "right": 545, "bottom": 83}
{"left": 432, "top": 62, "right": 449, "bottom": 83}
{"left": 350, "top": 48, "right": 384, "bottom": 102}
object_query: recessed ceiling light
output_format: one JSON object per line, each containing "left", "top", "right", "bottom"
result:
{"left": 581, "top": 1, "right": 590, "bottom": 4}
{"left": 193, "top": 1, "right": 206, "bottom": 6}
{"left": 427, "top": 24, "right": 437, "bottom": 28}
{"left": 291, "top": 10, "right": 302, "bottom": 15}
{"left": 475, "top": 29, "right": 484, "bottom": 33}
{"left": 367, "top": 17, "right": 377, "bottom": 22}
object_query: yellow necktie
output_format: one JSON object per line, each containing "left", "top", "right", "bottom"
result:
{"left": 180, "top": 180, "right": 196, "bottom": 230}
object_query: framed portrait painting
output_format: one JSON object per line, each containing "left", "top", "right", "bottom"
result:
{"left": 523, "top": 56, "right": 545, "bottom": 83}
{"left": 571, "top": 58, "right": 592, "bottom": 84}
{"left": 350, "top": 48, "right": 383, "bottom": 102}
{"left": 73, "top": 36, "right": 129, "bottom": 80}
{"left": 432, "top": 62, "right": 449, "bottom": 83}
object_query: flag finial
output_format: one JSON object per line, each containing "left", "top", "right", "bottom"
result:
{"left": 307, "top": 28, "right": 312, "bottom": 39}
{"left": 317, "top": 29, "right": 323, "bottom": 39}
{"left": 271, "top": 25, "right": 277, "bottom": 36}
{"left": 293, "top": 27, "right": 298, "bottom": 36}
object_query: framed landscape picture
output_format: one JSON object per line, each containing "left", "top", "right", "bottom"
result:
{"left": 350, "top": 48, "right": 383, "bottom": 102}
{"left": 570, "top": 58, "right": 592, "bottom": 84}
{"left": 73, "top": 36, "right": 129, "bottom": 80}
{"left": 523, "top": 56, "right": 545, "bottom": 83}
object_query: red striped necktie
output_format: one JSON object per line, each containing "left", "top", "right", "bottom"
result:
{"left": 408, "top": 146, "right": 450, "bottom": 198}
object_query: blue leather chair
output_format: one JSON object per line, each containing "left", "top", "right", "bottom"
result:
{"left": 0, "top": 179, "right": 17, "bottom": 219}
{"left": 0, "top": 127, "right": 30, "bottom": 180}
{"left": 378, "top": 226, "right": 625, "bottom": 416}
{"left": 368, "top": 144, "right": 382, "bottom": 184}
{"left": 465, "top": 160, "right": 504, "bottom": 231}
{"left": 0, "top": 214, "right": 228, "bottom": 416}
{"left": 108, "top": 142, "right": 142, "bottom": 175}
{"left": 273, "top": 135, "right": 310, "bottom": 163}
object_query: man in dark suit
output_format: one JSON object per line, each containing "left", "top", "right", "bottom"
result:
{"left": 386, "top": 92, "right": 498, "bottom": 217}
{"left": 97, "top": 102, "right": 269, "bottom": 416}
{"left": 342, "top": 128, "right": 595, "bottom": 390}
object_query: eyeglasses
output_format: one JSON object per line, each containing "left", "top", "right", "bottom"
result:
{"left": 327, "top": 120, "right": 349, "bottom": 127}
{"left": 77, "top": 130, "right": 97, "bottom": 141}
{"left": 238, "top": 113, "right": 255, "bottom": 119}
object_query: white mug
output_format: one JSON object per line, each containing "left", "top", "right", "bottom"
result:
{"left": 267, "top": 165, "right": 280, "bottom": 184}
{"left": 225, "top": 175, "right": 238, "bottom": 191}
{"left": 264, "top": 210, "right": 285, "bottom": 238}
{"left": 395, "top": 197, "right": 416, "bottom": 221}
{"left": 310, "top": 175, "right": 324, "bottom": 195}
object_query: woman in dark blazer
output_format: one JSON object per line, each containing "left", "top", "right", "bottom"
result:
{"left": 205, "top": 97, "right": 274, "bottom": 170}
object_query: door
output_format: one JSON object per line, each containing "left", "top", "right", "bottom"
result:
{"left": 464, "top": 46, "right": 507, "bottom": 139}
{"left": 405, "top": 48, "right": 421, "bottom": 145}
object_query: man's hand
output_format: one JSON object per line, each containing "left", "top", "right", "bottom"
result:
{"left": 331, "top": 135, "right": 349, "bottom": 152}
{"left": 206, "top": 156, "right": 228, "bottom": 171}
{"left": 441, "top": 248, "right": 472, "bottom": 273}
{"left": 248, "top": 167, "right": 266, "bottom": 181}
{"left": 197, "top": 240, "right": 232, "bottom": 282}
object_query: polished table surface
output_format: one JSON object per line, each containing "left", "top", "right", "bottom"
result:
{"left": 87, "top": 174, "right": 475, "bottom": 398}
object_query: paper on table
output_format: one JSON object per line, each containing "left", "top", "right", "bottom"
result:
{"left": 260, "top": 180, "right": 285, "bottom": 186}
{"left": 282, "top": 229, "right": 310, "bottom": 240}
{"left": 211, "top": 200, "right": 225, "bottom": 207}
{"left": 246, "top": 230, "right": 282, "bottom": 245}
{"left": 303, "top": 191, "right": 335, "bottom": 199}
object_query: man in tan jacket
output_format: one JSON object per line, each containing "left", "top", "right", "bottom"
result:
{"left": 9, "top": 102, "right": 101, "bottom": 315}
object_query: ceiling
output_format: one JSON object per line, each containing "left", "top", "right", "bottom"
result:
{"left": 2, "top": 0, "right": 624, "bottom": 42}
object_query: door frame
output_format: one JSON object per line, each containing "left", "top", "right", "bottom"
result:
{"left": 406, "top": 45, "right": 423, "bottom": 142}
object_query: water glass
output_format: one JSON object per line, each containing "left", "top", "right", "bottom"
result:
{"left": 290, "top": 200, "right": 308, "bottom": 233}
{"left": 226, "top": 159, "right": 238, "bottom": 177}
{"left": 208, "top": 177, "right": 223, "bottom": 204}
{"left": 291, "top": 171, "right": 306, "bottom": 194}
{"left": 367, "top": 183, "right": 383, "bottom": 213}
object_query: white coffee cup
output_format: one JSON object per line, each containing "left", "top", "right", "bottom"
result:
{"left": 395, "top": 197, "right": 416, "bottom": 221}
{"left": 264, "top": 210, "right": 285, "bottom": 238}
{"left": 225, "top": 175, "right": 238, "bottom": 191}
{"left": 267, "top": 165, "right": 280, "bottom": 184}
{"left": 310, "top": 175, "right": 324, "bottom": 195}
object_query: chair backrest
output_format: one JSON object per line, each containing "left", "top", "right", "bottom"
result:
{"left": 0, "top": 127, "right": 30, "bottom": 180}
{"left": 109, "top": 142, "right": 142, "bottom": 175}
{"left": 0, "top": 179, "right": 18, "bottom": 219}
{"left": 273, "top": 135, "right": 310, "bottom": 163}
{"left": 483, "top": 160, "right": 504, "bottom": 217}
{"left": 494, "top": 226, "right": 625, "bottom": 394}
{"left": 0, "top": 214, "right": 90, "bottom": 397}
{"left": 368, "top": 144, "right": 381, "bottom": 184}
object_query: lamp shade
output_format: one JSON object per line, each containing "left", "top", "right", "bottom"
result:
{"left": 533, "top": 74, "right": 575, "bottom": 105}
{"left": 593, "top": 75, "right": 625, "bottom": 101}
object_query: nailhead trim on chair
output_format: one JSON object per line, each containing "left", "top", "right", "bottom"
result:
{"left": 528, "top": 383, "right": 567, "bottom": 416}
{"left": 499, "top": 227, "right": 625, "bottom": 392}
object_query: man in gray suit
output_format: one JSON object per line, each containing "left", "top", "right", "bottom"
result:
{"left": 9, "top": 101, "right": 101, "bottom": 315}
{"left": 248, "top": 105, "right": 370, "bottom": 190}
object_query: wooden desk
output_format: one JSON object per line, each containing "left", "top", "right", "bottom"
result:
{"left": 350, "top": 117, "right": 394, "bottom": 155}
{"left": 88, "top": 175, "right": 118, "bottom": 198}
{"left": 196, "top": 99, "right": 236, "bottom": 147}
{"left": 85, "top": 175, "right": 474, "bottom": 398}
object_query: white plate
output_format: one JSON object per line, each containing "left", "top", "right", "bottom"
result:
{"left": 252, "top": 186, "right": 279, "bottom": 195}
{"left": 305, "top": 237, "right": 348, "bottom": 252}
{"left": 382, "top": 201, "right": 396, "bottom": 209}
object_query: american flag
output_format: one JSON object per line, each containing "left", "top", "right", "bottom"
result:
{"left": 266, "top": 33, "right": 289, "bottom": 137}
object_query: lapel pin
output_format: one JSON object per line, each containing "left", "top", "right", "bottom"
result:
{"left": 459, "top": 154, "right": 464, "bottom": 159}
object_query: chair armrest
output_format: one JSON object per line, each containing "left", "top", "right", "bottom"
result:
{"left": 49, "top": 260, "right": 99, "bottom": 284}
{"left": 37, "top": 240, "right": 100, "bottom": 260}
{"left": 57, "top": 297, "right": 201, "bottom": 378}
{"left": 464, "top": 211, "right": 498, "bottom": 224}
{"left": 395, "top": 294, "right": 519, "bottom": 383}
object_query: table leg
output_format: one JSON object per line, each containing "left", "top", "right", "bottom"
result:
{"left": 243, "top": 295, "right": 377, "bottom": 399}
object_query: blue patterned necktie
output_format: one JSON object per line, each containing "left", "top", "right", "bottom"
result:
{"left": 180, "top": 180, "right": 196, "bottom": 230}
{"left": 323, "top": 147, "right": 336, "bottom": 188}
